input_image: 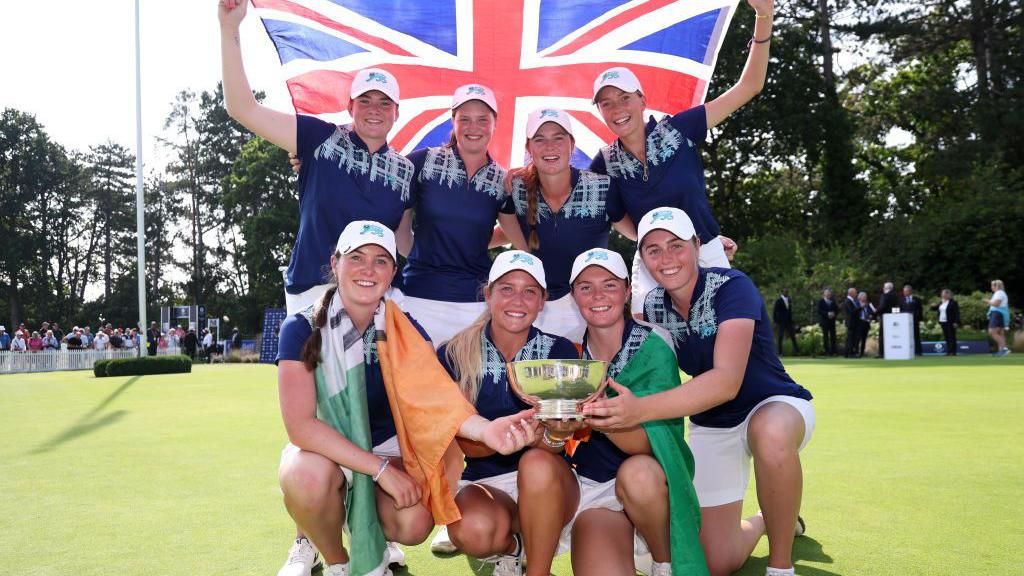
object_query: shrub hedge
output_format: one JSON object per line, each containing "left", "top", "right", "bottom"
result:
{"left": 93, "top": 355, "right": 192, "bottom": 377}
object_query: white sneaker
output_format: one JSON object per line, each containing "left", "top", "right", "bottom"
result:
{"left": 651, "top": 561, "right": 673, "bottom": 576}
{"left": 430, "top": 525, "right": 458, "bottom": 554}
{"left": 322, "top": 564, "right": 349, "bottom": 576}
{"left": 490, "top": 534, "right": 524, "bottom": 576}
{"left": 278, "top": 537, "right": 322, "bottom": 576}
{"left": 385, "top": 541, "right": 406, "bottom": 567}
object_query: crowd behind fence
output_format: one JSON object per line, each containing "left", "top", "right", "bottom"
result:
{"left": 0, "top": 346, "right": 185, "bottom": 374}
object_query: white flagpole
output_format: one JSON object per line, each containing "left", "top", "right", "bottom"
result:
{"left": 134, "top": 0, "right": 147, "bottom": 356}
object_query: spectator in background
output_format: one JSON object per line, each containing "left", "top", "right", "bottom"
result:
{"left": 856, "top": 291, "right": 876, "bottom": 357}
{"left": 11, "top": 331, "right": 28, "bottom": 352}
{"left": 984, "top": 279, "right": 1011, "bottom": 357}
{"left": 147, "top": 322, "right": 160, "bottom": 356}
{"left": 110, "top": 329, "right": 124, "bottom": 349}
{"left": 81, "top": 326, "right": 93, "bottom": 348}
{"left": 933, "top": 289, "right": 960, "bottom": 356}
{"left": 818, "top": 289, "right": 838, "bottom": 356}
{"left": 844, "top": 287, "right": 859, "bottom": 357}
{"left": 773, "top": 289, "right": 799, "bottom": 355}
{"left": 66, "top": 328, "right": 84, "bottom": 350}
{"left": 877, "top": 281, "right": 900, "bottom": 358}
{"left": 94, "top": 329, "right": 110, "bottom": 351}
{"left": 900, "top": 284, "right": 924, "bottom": 356}
{"left": 16, "top": 323, "right": 27, "bottom": 338}
{"left": 0, "top": 326, "right": 10, "bottom": 351}
{"left": 28, "top": 332, "right": 44, "bottom": 352}
{"left": 183, "top": 328, "right": 198, "bottom": 360}
{"left": 230, "top": 328, "right": 242, "bottom": 353}
{"left": 201, "top": 328, "right": 214, "bottom": 363}
{"left": 41, "top": 330, "right": 60, "bottom": 351}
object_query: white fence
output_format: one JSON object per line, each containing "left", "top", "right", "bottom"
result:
{"left": 0, "top": 346, "right": 184, "bottom": 374}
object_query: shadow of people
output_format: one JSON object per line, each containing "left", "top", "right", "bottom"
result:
{"left": 28, "top": 375, "right": 141, "bottom": 454}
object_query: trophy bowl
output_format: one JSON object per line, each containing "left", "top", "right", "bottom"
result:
{"left": 506, "top": 359, "right": 609, "bottom": 422}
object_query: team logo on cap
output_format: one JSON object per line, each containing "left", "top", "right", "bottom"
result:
{"left": 539, "top": 109, "right": 559, "bottom": 119}
{"left": 601, "top": 71, "right": 620, "bottom": 82}
{"left": 360, "top": 224, "right": 385, "bottom": 237}
{"left": 584, "top": 250, "right": 609, "bottom": 263}
{"left": 650, "top": 210, "right": 674, "bottom": 223}
{"left": 366, "top": 72, "right": 388, "bottom": 84}
{"left": 511, "top": 253, "right": 535, "bottom": 265}
{"left": 467, "top": 86, "right": 486, "bottom": 95}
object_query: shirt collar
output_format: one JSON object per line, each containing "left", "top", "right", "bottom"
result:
{"left": 348, "top": 126, "right": 390, "bottom": 155}
{"left": 483, "top": 322, "right": 540, "bottom": 361}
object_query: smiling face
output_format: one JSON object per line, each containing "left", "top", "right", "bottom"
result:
{"left": 333, "top": 244, "right": 396, "bottom": 310}
{"left": 572, "top": 266, "right": 629, "bottom": 330}
{"left": 527, "top": 122, "right": 574, "bottom": 176}
{"left": 453, "top": 100, "right": 495, "bottom": 156}
{"left": 639, "top": 229, "right": 700, "bottom": 293}
{"left": 595, "top": 85, "right": 646, "bottom": 141}
{"left": 486, "top": 270, "right": 545, "bottom": 337}
{"left": 347, "top": 90, "right": 398, "bottom": 145}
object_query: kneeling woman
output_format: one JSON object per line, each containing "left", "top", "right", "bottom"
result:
{"left": 438, "top": 251, "right": 581, "bottom": 576}
{"left": 276, "top": 222, "right": 538, "bottom": 576}
{"left": 585, "top": 208, "right": 815, "bottom": 576}
{"left": 569, "top": 249, "right": 704, "bottom": 576}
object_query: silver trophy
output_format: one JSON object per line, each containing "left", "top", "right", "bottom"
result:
{"left": 506, "top": 359, "right": 609, "bottom": 440}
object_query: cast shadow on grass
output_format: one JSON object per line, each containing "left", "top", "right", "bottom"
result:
{"left": 742, "top": 536, "right": 837, "bottom": 576}
{"left": 27, "top": 375, "right": 141, "bottom": 454}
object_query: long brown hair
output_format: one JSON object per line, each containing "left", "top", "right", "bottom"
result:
{"left": 299, "top": 254, "right": 341, "bottom": 371}
{"left": 510, "top": 163, "right": 542, "bottom": 251}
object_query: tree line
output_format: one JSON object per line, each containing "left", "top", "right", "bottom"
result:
{"left": 2, "top": 0, "right": 1021, "bottom": 334}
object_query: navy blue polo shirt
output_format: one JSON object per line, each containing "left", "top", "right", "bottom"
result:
{"left": 402, "top": 146, "right": 510, "bottom": 302}
{"left": 276, "top": 304, "right": 431, "bottom": 447}
{"left": 590, "top": 106, "right": 721, "bottom": 244}
{"left": 642, "top": 268, "right": 812, "bottom": 428}
{"left": 287, "top": 115, "right": 415, "bottom": 294}
{"left": 437, "top": 324, "right": 579, "bottom": 481}
{"left": 508, "top": 168, "right": 624, "bottom": 300}
{"left": 570, "top": 319, "right": 668, "bottom": 482}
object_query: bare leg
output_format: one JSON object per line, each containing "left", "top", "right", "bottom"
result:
{"left": 447, "top": 483, "right": 518, "bottom": 557}
{"left": 615, "top": 455, "right": 670, "bottom": 562}
{"left": 747, "top": 402, "right": 806, "bottom": 571}
{"left": 989, "top": 327, "right": 1006, "bottom": 350}
{"left": 279, "top": 449, "right": 348, "bottom": 564}
{"left": 571, "top": 509, "right": 634, "bottom": 576}
{"left": 517, "top": 448, "right": 580, "bottom": 576}
{"left": 700, "top": 501, "right": 765, "bottom": 576}
{"left": 374, "top": 458, "right": 434, "bottom": 545}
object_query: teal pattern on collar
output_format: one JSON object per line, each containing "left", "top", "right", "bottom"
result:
{"left": 644, "top": 271, "right": 732, "bottom": 344}
{"left": 420, "top": 147, "right": 508, "bottom": 201}
{"left": 585, "top": 322, "right": 653, "bottom": 379}
{"left": 480, "top": 328, "right": 556, "bottom": 385}
{"left": 510, "top": 170, "right": 609, "bottom": 220}
{"left": 315, "top": 125, "right": 414, "bottom": 201}
{"left": 601, "top": 116, "right": 688, "bottom": 180}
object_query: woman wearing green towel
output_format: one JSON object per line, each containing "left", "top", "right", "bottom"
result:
{"left": 567, "top": 248, "right": 704, "bottom": 576}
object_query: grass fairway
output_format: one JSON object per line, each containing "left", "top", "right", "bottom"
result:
{"left": 2, "top": 357, "right": 1022, "bottom": 575}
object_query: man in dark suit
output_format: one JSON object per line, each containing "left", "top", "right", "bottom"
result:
{"left": 844, "top": 287, "right": 860, "bottom": 357}
{"left": 773, "top": 289, "right": 799, "bottom": 355}
{"left": 933, "top": 289, "right": 960, "bottom": 356}
{"left": 877, "top": 282, "right": 900, "bottom": 357}
{"left": 818, "top": 288, "right": 838, "bottom": 356}
{"left": 900, "top": 284, "right": 924, "bottom": 355}
{"left": 146, "top": 322, "right": 160, "bottom": 356}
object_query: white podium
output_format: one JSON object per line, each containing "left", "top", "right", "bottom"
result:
{"left": 882, "top": 312, "right": 914, "bottom": 360}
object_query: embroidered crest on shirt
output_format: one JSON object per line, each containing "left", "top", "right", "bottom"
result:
{"left": 421, "top": 147, "right": 508, "bottom": 201}
{"left": 315, "top": 125, "right": 413, "bottom": 201}
{"left": 481, "top": 330, "right": 556, "bottom": 385}
{"left": 510, "top": 171, "right": 609, "bottom": 220}
{"left": 644, "top": 272, "right": 732, "bottom": 345}
{"left": 601, "top": 117, "right": 685, "bottom": 180}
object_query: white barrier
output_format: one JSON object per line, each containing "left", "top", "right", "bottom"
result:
{"left": 0, "top": 349, "right": 139, "bottom": 374}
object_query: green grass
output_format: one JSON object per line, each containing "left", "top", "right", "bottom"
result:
{"left": 2, "top": 357, "right": 1023, "bottom": 575}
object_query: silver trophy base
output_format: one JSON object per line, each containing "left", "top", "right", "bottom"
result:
{"left": 535, "top": 399, "right": 584, "bottom": 420}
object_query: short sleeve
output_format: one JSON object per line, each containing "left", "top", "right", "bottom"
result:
{"left": 589, "top": 150, "right": 607, "bottom": 175}
{"left": 276, "top": 313, "right": 314, "bottom": 365}
{"left": 435, "top": 343, "right": 458, "bottom": 380}
{"left": 549, "top": 336, "right": 582, "bottom": 360}
{"left": 605, "top": 176, "right": 624, "bottom": 223}
{"left": 296, "top": 115, "right": 338, "bottom": 160}
{"left": 667, "top": 105, "right": 707, "bottom": 145}
{"left": 714, "top": 272, "right": 764, "bottom": 323}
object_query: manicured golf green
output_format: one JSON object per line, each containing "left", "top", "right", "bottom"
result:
{"left": 2, "top": 356, "right": 1022, "bottom": 575}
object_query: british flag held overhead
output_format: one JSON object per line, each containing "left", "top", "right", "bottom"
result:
{"left": 251, "top": 0, "right": 740, "bottom": 168}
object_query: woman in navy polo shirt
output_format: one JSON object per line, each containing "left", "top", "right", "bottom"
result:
{"left": 585, "top": 208, "right": 815, "bottom": 576}
{"left": 276, "top": 222, "right": 538, "bottom": 576}
{"left": 506, "top": 108, "right": 635, "bottom": 343}
{"left": 401, "top": 84, "right": 528, "bottom": 347}
{"left": 220, "top": 0, "right": 415, "bottom": 316}
{"left": 589, "top": 0, "right": 774, "bottom": 314}
{"left": 437, "top": 251, "right": 580, "bottom": 576}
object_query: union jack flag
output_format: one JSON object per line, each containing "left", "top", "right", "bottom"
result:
{"left": 251, "top": 0, "right": 739, "bottom": 168}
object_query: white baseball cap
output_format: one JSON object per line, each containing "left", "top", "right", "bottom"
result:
{"left": 350, "top": 68, "right": 400, "bottom": 102}
{"left": 592, "top": 67, "right": 643, "bottom": 102}
{"left": 637, "top": 207, "right": 698, "bottom": 247}
{"left": 569, "top": 248, "right": 629, "bottom": 284}
{"left": 526, "top": 108, "right": 574, "bottom": 139}
{"left": 451, "top": 84, "right": 498, "bottom": 115}
{"left": 488, "top": 250, "right": 547, "bottom": 289}
{"left": 336, "top": 220, "right": 397, "bottom": 262}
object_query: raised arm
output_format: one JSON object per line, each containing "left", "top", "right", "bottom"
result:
{"left": 219, "top": 0, "right": 297, "bottom": 153}
{"left": 705, "top": 0, "right": 774, "bottom": 129}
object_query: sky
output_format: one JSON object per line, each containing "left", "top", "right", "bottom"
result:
{"left": 0, "top": 1, "right": 292, "bottom": 167}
